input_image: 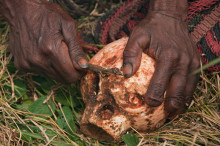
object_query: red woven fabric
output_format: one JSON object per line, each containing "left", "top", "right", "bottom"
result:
{"left": 99, "top": 0, "right": 136, "bottom": 44}
{"left": 81, "top": 0, "right": 220, "bottom": 72}
{"left": 205, "top": 29, "right": 220, "bottom": 56}
{"left": 187, "top": 0, "right": 219, "bottom": 20}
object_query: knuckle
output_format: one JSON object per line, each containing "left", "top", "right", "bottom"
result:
{"left": 69, "top": 44, "right": 83, "bottom": 57}
{"left": 42, "top": 43, "right": 54, "bottom": 55}
{"left": 192, "top": 57, "right": 200, "bottom": 69}
{"left": 30, "top": 54, "right": 44, "bottom": 66}
{"left": 132, "top": 21, "right": 148, "bottom": 34}
{"left": 39, "top": 39, "right": 54, "bottom": 55}
{"left": 123, "top": 47, "right": 140, "bottom": 59}
{"left": 185, "top": 57, "right": 191, "bottom": 65}
{"left": 123, "top": 41, "right": 143, "bottom": 59}
{"left": 65, "top": 20, "right": 77, "bottom": 32}
{"left": 124, "top": 28, "right": 149, "bottom": 58}
{"left": 180, "top": 55, "right": 191, "bottom": 67}
{"left": 164, "top": 49, "right": 179, "bottom": 62}
{"left": 172, "top": 90, "right": 185, "bottom": 99}
{"left": 46, "top": 42, "right": 54, "bottom": 53}
{"left": 132, "top": 25, "right": 144, "bottom": 33}
{"left": 69, "top": 40, "right": 80, "bottom": 50}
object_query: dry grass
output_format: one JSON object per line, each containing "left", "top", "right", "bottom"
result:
{"left": 0, "top": 2, "right": 220, "bottom": 145}
{"left": 139, "top": 72, "right": 220, "bottom": 145}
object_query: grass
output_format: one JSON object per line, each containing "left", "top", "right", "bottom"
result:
{"left": 0, "top": 1, "right": 220, "bottom": 145}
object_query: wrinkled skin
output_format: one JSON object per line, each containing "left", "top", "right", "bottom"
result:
{"left": 123, "top": 0, "right": 200, "bottom": 118}
{"left": 0, "top": 0, "right": 88, "bottom": 84}
{"left": 0, "top": 0, "right": 201, "bottom": 118}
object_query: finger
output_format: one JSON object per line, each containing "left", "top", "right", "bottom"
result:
{"left": 35, "top": 66, "right": 58, "bottom": 81}
{"left": 184, "top": 58, "right": 200, "bottom": 107}
{"left": 184, "top": 74, "right": 200, "bottom": 106}
{"left": 51, "top": 42, "right": 85, "bottom": 84}
{"left": 164, "top": 72, "right": 187, "bottom": 119}
{"left": 27, "top": 60, "right": 59, "bottom": 81}
{"left": 145, "top": 53, "right": 174, "bottom": 107}
{"left": 123, "top": 29, "right": 150, "bottom": 77}
{"left": 61, "top": 19, "right": 88, "bottom": 70}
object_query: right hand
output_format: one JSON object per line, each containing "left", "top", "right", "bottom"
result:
{"left": 122, "top": 0, "right": 200, "bottom": 119}
{"left": 6, "top": 0, "right": 88, "bottom": 84}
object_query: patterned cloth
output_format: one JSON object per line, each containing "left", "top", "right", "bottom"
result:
{"left": 81, "top": 0, "right": 220, "bottom": 72}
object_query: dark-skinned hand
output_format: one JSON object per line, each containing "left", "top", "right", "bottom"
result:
{"left": 123, "top": 0, "right": 200, "bottom": 119}
{"left": 0, "top": 0, "right": 88, "bottom": 84}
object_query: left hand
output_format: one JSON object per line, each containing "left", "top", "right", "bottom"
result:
{"left": 2, "top": 0, "right": 89, "bottom": 84}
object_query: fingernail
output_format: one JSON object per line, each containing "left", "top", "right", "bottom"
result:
{"left": 77, "top": 57, "right": 88, "bottom": 69}
{"left": 123, "top": 63, "right": 133, "bottom": 77}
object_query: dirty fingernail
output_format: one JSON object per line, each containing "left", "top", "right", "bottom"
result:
{"left": 77, "top": 57, "right": 88, "bottom": 69}
{"left": 123, "top": 63, "right": 133, "bottom": 77}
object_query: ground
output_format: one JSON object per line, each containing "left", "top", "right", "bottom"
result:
{"left": 0, "top": 0, "right": 219, "bottom": 145}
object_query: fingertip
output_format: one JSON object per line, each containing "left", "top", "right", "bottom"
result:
{"left": 144, "top": 82, "right": 165, "bottom": 107}
{"left": 123, "top": 35, "right": 145, "bottom": 77}
{"left": 165, "top": 97, "right": 180, "bottom": 112}
{"left": 145, "top": 95, "right": 164, "bottom": 107}
{"left": 77, "top": 56, "right": 89, "bottom": 69}
{"left": 60, "top": 42, "right": 88, "bottom": 68}
{"left": 164, "top": 97, "right": 186, "bottom": 118}
{"left": 123, "top": 63, "right": 133, "bottom": 77}
{"left": 123, "top": 49, "right": 142, "bottom": 77}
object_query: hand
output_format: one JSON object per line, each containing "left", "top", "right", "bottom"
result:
{"left": 1, "top": 0, "right": 88, "bottom": 84}
{"left": 122, "top": 0, "right": 200, "bottom": 118}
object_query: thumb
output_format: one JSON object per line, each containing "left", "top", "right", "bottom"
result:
{"left": 61, "top": 19, "right": 88, "bottom": 70}
{"left": 123, "top": 33, "right": 150, "bottom": 77}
